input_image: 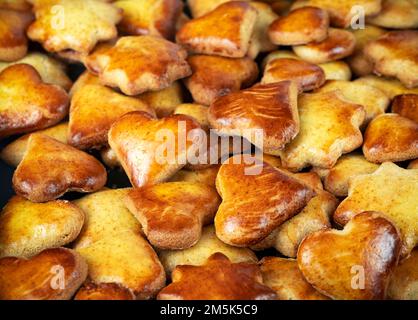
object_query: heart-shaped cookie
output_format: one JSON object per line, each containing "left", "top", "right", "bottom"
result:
{"left": 268, "top": 6, "right": 329, "bottom": 46}
{"left": 0, "top": 195, "right": 85, "bottom": 258}
{"left": 108, "top": 111, "right": 203, "bottom": 188}
{"left": 125, "top": 182, "right": 220, "bottom": 249}
{"left": 157, "top": 252, "right": 276, "bottom": 300}
{"left": 68, "top": 76, "right": 155, "bottom": 150}
{"left": 13, "top": 134, "right": 107, "bottom": 202}
{"left": 176, "top": 1, "right": 257, "bottom": 58}
{"left": 184, "top": 54, "right": 258, "bottom": 106}
{"left": 0, "top": 64, "right": 69, "bottom": 139}
{"left": 298, "top": 212, "right": 401, "bottom": 300}
{"left": 261, "top": 58, "right": 325, "bottom": 92}
{"left": 208, "top": 81, "right": 299, "bottom": 156}
{"left": 0, "top": 248, "right": 88, "bottom": 300}
{"left": 363, "top": 114, "right": 418, "bottom": 163}
{"left": 215, "top": 155, "right": 315, "bottom": 246}
{"left": 0, "top": 9, "right": 33, "bottom": 61}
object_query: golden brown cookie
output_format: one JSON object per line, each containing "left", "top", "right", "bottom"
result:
{"left": 73, "top": 188, "right": 165, "bottom": 299}
{"left": 0, "top": 248, "right": 88, "bottom": 300}
{"left": 319, "top": 61, "right": 352, "bottom": 80}
{"left": 169, "top": 166, "right": 219, "bottom": 187}
{"left": 68, "top": 78, "right": 155, "bottom": 150}
{"left": 108, "top": 111, "right": 202, "bottom": 187}
{"left": 174, "top": 103, "right": 209, "bottom": 130}
{"left": 247, "top": 2, "right": 278, "bottom": 58}
{"left": 312, "top": 153, "right": 379, "bottom": 197}
{"left": 354, "top": 75, "right": 418, "bottom": 99}
{"left": 176, "top": 1, "right": 257, "bottom": 58}
{"left": 253, "top": 189, "right": 338, "bottom": 257}
{"left": 124, "top": 182, "right": 220, "bottom": 249}
{"left": 187, "top": 0, "right": 250, "bottom": 18}
{"left": 291, "top": 0, "right": 382, "bottom": 28}
{"left": 293, "top": 28, "right": 356, "bottom": 64}
{"left": 392, "top": 94, "right": 418, "bottom": 123}
{"left": 279, "top": 91, "right": 365, "bottom": 171}
{"left": 138, "top": 81, "right": 183, "bottom": 118}
{"left": 0, "top": 64, "right": 69, "bottom": 139}
{"left": 0, "top": 9, "right": 33, "bottom": 62}
{"left": 347, "top": 25, "right": 386, "bottom": 77}
{"left": 268, "top": 6, "right": 329, "bottom": 45}
{"left": 0, "top": 122, "right": 68, "bottom": 167}
{"left": 364, "top": 31, "right": 418, "bottom": 88}
{"left": 208, "top": 82, "right": 299, "bottom": 156}
{"left": 27, "top": 0, "right": 121, "bottom": 54}
{"left": 115, "top": 0, "right": 183, "bottom": 39}
{"left": 158, "top": 225, "right": 257, "bottom": 275}
{"left": 368, "top": 0, "right": 418, "bottom": 29}
{"left": 315, "top": 80, "right": 390, "bottom": 124}
{"left": 0, "top": 195, "right": 84, "bottom": 259}
{"left": 363, "top": 114, "right": 418, "bottom": 163}
{"left": 86, "top": 35, "right": 191, "bottom": 95}
{"left": 75, "top": 282, "right": 135, "bottom": 300}
{"left": 260, "top": 257, "right": 329, "bottom": 300}
{"left": 0, "top": 52, "right": 72, "bottom": 90}
{"left": 214, "top": 155, "right": 315, "bottom": 246}
{"left": 158, "top": 253, "right": 276, "bottom": 300}
{"left": 334, "top": 162, "right": 418, "bottom": 258}
{"left": 387, "top": 249, "right": 418, "bottom": 300}
{"left": 262, "top": 58, "right": 325, "bottom": 92}
{"left": 183, "top": 54, "right": 258, "bottom": 106}
{"left": 12, "top": 134, "right": 107, "bottom": 202}
{"left": 0, "top": 0, "right": 31, "bottom": 10}
{"left": 298, "top": 212, "right": 401, "bottom": 300}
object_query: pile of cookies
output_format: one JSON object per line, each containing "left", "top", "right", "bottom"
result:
{"left": 0, "top": 0, "right": 417, "bottom": 300}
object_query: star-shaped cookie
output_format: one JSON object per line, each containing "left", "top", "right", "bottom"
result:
{"left": 157, "top": 253, "right": 277, "bottom": 300}
{"left": 334, "top": 162, "right": 418, "bottom": 258}
{"left": 86, "top": 35, "right": 191, "bottom": 95}
{"left": 27, "top": 0, "right": 121, "bottom": 54}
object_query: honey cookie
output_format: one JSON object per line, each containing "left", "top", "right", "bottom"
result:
{"left": 157, "top": 253, "right": 276, "bottom": 300}
{"left": 86, "top": 35, "right": 191, "bottom": 95}
{"left": 184, "top": 54, "right": 258, "bottom": 106}
{"left": 363, "top": 114, "right": 418, "bottom": 163}
{"left": 298, "top": 212, "right": 401, "bottom": 300}
{"left": 0, "top": 64, "right": 69, "bottom": 139}
{"left": 125, "top": 182, "right": 221, "bottom": 249}
{"left": 176, "top": 1, "right": 257, "bottom": 58}
{"left": 12, "top": 134, "right": 107, "bottom": 202}
{"left": 334, "top": 162, "right": 418, "bottom": 258}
